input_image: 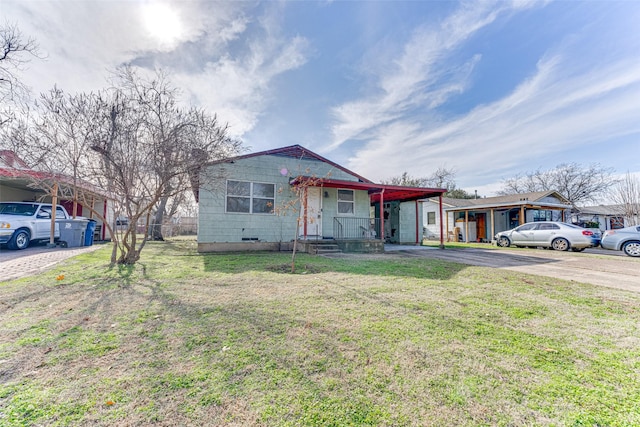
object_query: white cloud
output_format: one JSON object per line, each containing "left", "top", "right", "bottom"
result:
{"left": 325, "top": 1, "right": 540, "bottom": 152}
{"left": 348, "top": 55, "right": 640, "bottom": 190}
{"left": 4, "top": 1, "right": 308, "bottom": 139}
{"left": 324, "top": 1, "right": 640, "bottom": 193}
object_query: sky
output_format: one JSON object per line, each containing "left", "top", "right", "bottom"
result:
{"left": 3, "top": 0, "right": 640, "bottom": 197}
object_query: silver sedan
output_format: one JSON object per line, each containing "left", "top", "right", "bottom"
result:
{"left": 495, "top": 221, "right": 600, "bottom": 251}
{"left": 600, "top": 225, "right": 640, "bottom": 257}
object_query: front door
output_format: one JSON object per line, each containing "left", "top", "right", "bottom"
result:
{"left": 476, "top": 213, "right": 486, "bottom": 242}
{"left": 299, "top": 187, "right": 322, "bottom": 239}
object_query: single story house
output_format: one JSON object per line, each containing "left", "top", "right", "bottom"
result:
{"left": 573, "top": 204, "right": 639, "bottom": 232}
{"left": 0, "top": 150, "right": 113, "bottom": 241}
{"left": 423, "top": 191, "right": 572, "bottom": 243}
{"left": 195, "top": 145, "right": 447, "bottom": 253}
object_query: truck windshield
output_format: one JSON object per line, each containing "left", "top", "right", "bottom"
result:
{"left": 0, "top": 203, "right": 39, "bottom": 216}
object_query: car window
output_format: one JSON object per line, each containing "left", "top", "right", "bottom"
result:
{"left": 538, "top": 223, "right": 559, "bottom": 230}
{"left": 0, "top": 203, "right": 38, "bottom": 215}
{"left": 517, "top": 223, "right": 538, "bottom": 231}
{"left": 563, "top": 223, "right": 582, "bottom": 229}
{"left": 37, "top": 207, "right": 52, "bottom": 219}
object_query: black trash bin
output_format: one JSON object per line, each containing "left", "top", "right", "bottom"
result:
{"left": 85, "top": 219, "right": 97, "bottom": 246}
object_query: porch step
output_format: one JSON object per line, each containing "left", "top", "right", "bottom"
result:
{"left": 307, "top": 242, "right": 342, "bottom": 255}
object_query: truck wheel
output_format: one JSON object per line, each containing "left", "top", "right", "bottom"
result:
{"left": 8, "top": 229, "right": 31, "bottom": 250}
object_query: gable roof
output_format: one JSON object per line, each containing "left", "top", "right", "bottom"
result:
{"left": 0, "top": 150, "right": 110, "bottom": 199}
{"left": 428, "top": 191, "right": 571, "bottom": 210}
{"left": 576, "top": 204, "right": 627, "bottom": 215}
{"left": 209, "top": 144, "right": 373, "bottom": 183}
{"left": 0, "top": 150, "right": 30, "bottom": 169}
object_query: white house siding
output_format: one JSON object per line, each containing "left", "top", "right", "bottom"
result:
{"left": 0, "top": 185, "right": 39, "bottom": 202}
{"left": 423, "top": 201, "right": 448, "bottom": 240}
{"left": 198, "top": 154, "right": 369, "bottom": 246}
{"left": 398, "top": 200, "right": 423, "bottom": 244}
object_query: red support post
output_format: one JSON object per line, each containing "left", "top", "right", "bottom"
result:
{"left": 439, "top": 194, "right": 444, "bottom": 249}
{"left": 380, "top": 189, "right": 385, "bottom": 241}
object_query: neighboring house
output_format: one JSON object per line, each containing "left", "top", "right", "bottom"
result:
{"left": 0, "top": 150, "right": 113, "bottom": 241}
{"left": 573, "top": 204, "right": 639, "bottom": 232}
{"left": 423, "top": 191, "right": 572, "bottom": 243}
{"left": 195, "top": 145, "right": 446, "bottom": 253}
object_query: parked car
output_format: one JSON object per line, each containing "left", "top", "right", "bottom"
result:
{"left": 0, "top": 202, "right": 70, "bottom": 250}
{"left": 495, "top": 221, "right": 600, "bottom": 251}
{"left": 600, "top": 225, "right": 640, "bottom": 257}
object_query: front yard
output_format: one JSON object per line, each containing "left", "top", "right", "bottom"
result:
{"left": 1, "top": 239, "right": 639, "bottom": 426}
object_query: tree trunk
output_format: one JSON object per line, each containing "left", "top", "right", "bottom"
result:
{"left": 150, "top": 196, "right": 168, "bottom": 240}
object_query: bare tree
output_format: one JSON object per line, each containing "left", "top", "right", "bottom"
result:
{"left": 275, "top": 171, "right": 326, "bottom": 274}
{"left": 610, "top": 172, "right": 640, "bottom": 226}
{"left": 87, "top": 67, "right": 242, "bottom": 263}
{"left": 4, "top": 87, "right": 118, "bottom": 247}
{"left": 384, "top": 167, "right": 475, "bottom": 198}
{"left": 382, "top": 171, "right": 428, "bottom": 187}
{"left": 4, "top": 67, "right": 241, "bottom": 265}
{"left": 499, "top": 163, "right": 616, "bottom": 206}
{"left": 1, "top": 22, "right": 40, "bottom": 127}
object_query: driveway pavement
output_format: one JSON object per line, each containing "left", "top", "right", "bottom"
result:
{"left": 383, "top": 245, "right": 640, "bottom": 293}
{"left": 0, "top": 243, "right": 105, "bottom": 282}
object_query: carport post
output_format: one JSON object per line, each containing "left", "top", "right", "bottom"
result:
{"left": 439, "top": 195, "right": 444, "bottom": 249}
{"left": 380, "top": 189, "right": 385, "bottom": 241}
{"left": 49, "top": 182, "right": 58, "bottom": 247}
{"left": 490, "top": 209, "right": 495, "bottom": 244}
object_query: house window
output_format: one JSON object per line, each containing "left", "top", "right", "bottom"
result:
{"left": 427, "top": 212, "right": 436, "bottom": 225}
{"left": 337, "top": 189, "right": 354, "bottom": 214}
{"left": 533, "top": 210, "right": 552, "bottom": 221}
{"left": 610, "top": 217, "right": 624, "bottom": 229}
{"left": 226, "top": 180, "right": 275, "bottom": 214}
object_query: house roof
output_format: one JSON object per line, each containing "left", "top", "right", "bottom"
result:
{"left": 201, "top": 144, "right": 446, "bottom": 203}
{"left": 0, "top": 150, "right": 30, "bottom": 169}
{"left": 208, "top": 144, "right": 373, "bottom": 184}
{"left": 0, "top": 150, "right": 110, "bottom": 199}
{"left": 576, "top": 204, "right": 626, "bottom": 215}
{"left": 427, "top": 191, "right": 571, "bottom": 210}
{"left": 290, "top": 177, "right": 446, "bottom": 203}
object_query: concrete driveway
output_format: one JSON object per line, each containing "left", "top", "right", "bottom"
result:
{"left": 383, "top": 245, "right": 640, "bottom": 293}
{"left": 0, "top": 242, "right": 105, "bottom": 282}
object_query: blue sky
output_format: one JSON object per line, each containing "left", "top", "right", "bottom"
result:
{"left": 4, "top": 0, "right": 640, "bottom": 196}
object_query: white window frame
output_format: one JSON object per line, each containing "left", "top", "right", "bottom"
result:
{"left": 427, "top": 211, "right": 436, "bottom": 225}
{"left": 225, "top": 180, "right": 275, "bottom": 214}
{"left": 337, "top": 189, "right": 355, "bottom": 215}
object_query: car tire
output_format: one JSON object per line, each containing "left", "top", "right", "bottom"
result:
{"left": 622, "top": 241, "right": 640, "bottom": 257}
{"left": 497, "top": 236, "right": 511, "bottom": 247}
{"left": 8, "top": 229, "right": 31, "bottom": 250}
{"left": 571, "top": 247, "right": 585, "bottom": 252}
{"left": 552, "top": 238, "right": 570, "bottom": 251}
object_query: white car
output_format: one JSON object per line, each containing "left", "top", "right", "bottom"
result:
{"left": 495, "top": 221, "right": 600, "bottom": 252}
{"left": 0, "top": 202, "right": 70, "bottom": 250}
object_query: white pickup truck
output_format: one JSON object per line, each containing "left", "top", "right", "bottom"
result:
{"left": 0, "top": 202, "right": 71, "bottom": 250}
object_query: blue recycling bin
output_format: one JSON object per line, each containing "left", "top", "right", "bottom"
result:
{"left": 85, "top": 219, "right": 97, "bottom": 246}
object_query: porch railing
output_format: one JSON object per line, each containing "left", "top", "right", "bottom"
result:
{"left": 333, "top": 217, "right": 381, "bottom": 240}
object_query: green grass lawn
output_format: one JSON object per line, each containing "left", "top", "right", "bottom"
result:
{"left": 1, "top": 239, "right": 639, "bottom": 426}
